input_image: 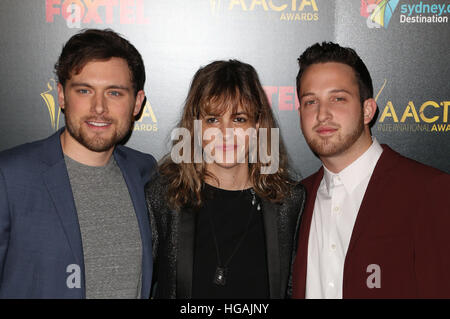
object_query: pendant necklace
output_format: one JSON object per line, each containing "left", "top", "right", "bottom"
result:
{"left": 208, "top": 188, "right": 261, "bottom": 286}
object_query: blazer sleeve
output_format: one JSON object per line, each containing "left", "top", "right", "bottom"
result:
{"left": 413, "top": 172, "right": 450, "bottom": 297}
{"left": 0, "top": 169, "right": 11, "bottom": 284}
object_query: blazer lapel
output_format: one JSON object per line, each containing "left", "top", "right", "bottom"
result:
{"left": 113, "top": 148, "right": 153, "bottom": 299}
{"left": 261, "top": 200, "right": 281, "bottom": 298}
{"left": 40, "top": 129, "right": 85, "bottom": 297}
{"left": 292, "top": 168, "right": 323, "bottom": 298}
{"left": 345, "top": 145, "right": 397, "bottom": 258}
{"left": 176, "top": 207, "right": 196, "bottom": 298}
{"left": 43, "top": 162, "right": 84, "bottom": 267}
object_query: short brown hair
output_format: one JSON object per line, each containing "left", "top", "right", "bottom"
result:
{"left": 55, "top": 28, "right": 145, "bottom": 95}
{"left": 296, "top": 42, "right": 373, "bottom": 106}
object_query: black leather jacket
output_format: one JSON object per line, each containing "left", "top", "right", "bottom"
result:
{"left": 145, "top": 174, "right": 305, "bottom": 299}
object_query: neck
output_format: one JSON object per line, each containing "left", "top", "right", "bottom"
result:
{"left": 60, "top": 129, "right": 114, "bottom": 167}
{"left": 321, "top": 130, "right": 373, "bottom": 174}
{"left": 204, "top": 163, "right": 251, "bottom": 190}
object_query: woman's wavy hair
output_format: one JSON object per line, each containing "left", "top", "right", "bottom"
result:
{"left": 160, "top": 60, "right": 295, "bottom": 210}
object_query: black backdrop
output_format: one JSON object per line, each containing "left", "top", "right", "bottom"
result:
{"left": 1, "top": 0, "right": 449, "bottom": 177}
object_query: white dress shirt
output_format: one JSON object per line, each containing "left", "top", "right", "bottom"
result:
{"left": 305, "top": 138, "right": 383, "bottom": 299}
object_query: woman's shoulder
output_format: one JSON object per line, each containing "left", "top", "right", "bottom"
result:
{"left": 284, "top": 180, "right": 306, "bottom": 199}
{"left": 146, "top": 170, "right": 164, "bottom": 190}
{"left": 280, "top": 181, "right": 306, "bottom": 211}
{"left": 145, "top": 172, "right": 170, "bottom": 209}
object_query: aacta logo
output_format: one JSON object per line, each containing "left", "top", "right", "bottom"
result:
{"left": 41, "top": 79, "right": 63, "bottom": 131}
{"left": 134, "top": 100, "right": 158, "bottom": 132}
{"left": 46, "top": 0, "right": 150, "bottom": 28}
{"left": 375, "top": 80, "right": 450, "bottom": 133}
{"left": 210, "top": 0, "right": 319, "bottom": 21}
{"left": 361, "top": 0, "right": 400, "bottom": 29}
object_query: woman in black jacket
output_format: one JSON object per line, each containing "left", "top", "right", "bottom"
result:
{"left": 145, "top": 60, "right": 305, "bottom": 299}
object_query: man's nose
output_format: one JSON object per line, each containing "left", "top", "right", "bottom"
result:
{"left": 317, "top": 102, "right": 331, "bottom": 123}
{"left": 91, "top": 93, "right": 107, "bottom": 115}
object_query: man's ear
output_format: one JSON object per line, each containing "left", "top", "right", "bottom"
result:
{"left": 133, "top": 90, "right": 146, "bottom": 117}
{"left": 57, "top": 83, "right": 65, "bottom": 110}
{"left": 363, "top": 98, "right": 377, "bottom": 125}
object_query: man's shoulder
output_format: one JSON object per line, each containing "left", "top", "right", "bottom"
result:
{"left": 115, "top": 145, "right": 157, "bottom": 180}
{"left": 116, "top": 145, "right": 156, "bottom": 163}
{"left": 378, "top": 144, "right": 448, "bottom": 180}
{"left": 0, "top": 134, "right": 56, "bottom": 170}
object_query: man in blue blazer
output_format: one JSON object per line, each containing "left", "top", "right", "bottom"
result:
{"left": 0, "top": 29, "right": 156, "bottom": 298}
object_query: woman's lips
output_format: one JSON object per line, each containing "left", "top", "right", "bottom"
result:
{"left": 216, "top": 144, "right": 238, "bottom": 151}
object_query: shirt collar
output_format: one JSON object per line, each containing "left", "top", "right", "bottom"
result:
{"left": 323, "top": 138, "right": 383, "bottom": 195}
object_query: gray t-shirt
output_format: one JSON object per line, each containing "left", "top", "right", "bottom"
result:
{"left": 65, "top": 155, "right": 142, "bottom": 299}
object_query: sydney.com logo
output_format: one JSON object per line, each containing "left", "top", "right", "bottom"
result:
{"left": 361, "top": 0, "right": 449, "bottom": 29}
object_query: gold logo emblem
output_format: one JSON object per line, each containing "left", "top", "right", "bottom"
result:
{"left": 209, "top": 0, "right": 222, "bottom": 15}
{"left": 40, "top": 79, "right": 62, "bottom": 131}
{"left": 134, "top": 100, "right": 158, "bottom": 132}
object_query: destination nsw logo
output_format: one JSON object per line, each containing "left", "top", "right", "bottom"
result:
{"left": 361, "top": 0, "right": 449, "bottom": 28}
{"left": 361, "top": 0, "right": 400, "bottom": 29}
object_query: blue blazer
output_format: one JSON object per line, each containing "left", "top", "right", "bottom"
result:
{"left": 0, "top": 129, "right": 156, "bottom": 298}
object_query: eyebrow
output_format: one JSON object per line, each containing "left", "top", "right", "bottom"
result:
{"left": 329, "top": 89, "right": 352, "bottom": 95}
{"left": 299, "top": 92, "right": 315, "bottom": 100}
{"left": 233, "top": 112, "right": 248, "bottom": 116}
{"left": 300, "top": 89, "right": 352, "bottom": 99}
{"left": 69, "top": 82, "right": 131, "bottom": 91}
{"left": 204, "top": 111, "right": 249, "bottom": 117}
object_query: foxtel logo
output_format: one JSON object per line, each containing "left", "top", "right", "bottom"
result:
{"left": 264, "top": 86, "right": 299, "bottom": 111}
{"left": 45, "top": 0, "right": 150, "bottom": 27}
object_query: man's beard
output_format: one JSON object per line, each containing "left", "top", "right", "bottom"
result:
{"left": 305, "top": 111, "right": 365, "bottom": 158}
{"left": 64, "top": 109, "right": 133, "bottom": 153}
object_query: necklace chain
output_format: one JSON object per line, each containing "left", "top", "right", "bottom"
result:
{"left": 208, "top": 188, "right": 259, "bottom": 286}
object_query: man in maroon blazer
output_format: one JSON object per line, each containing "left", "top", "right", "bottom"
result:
{"left": 292, "top": 42, "right": 450, "bottom": 298}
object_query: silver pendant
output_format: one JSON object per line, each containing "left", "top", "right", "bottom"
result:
{"left": 213, "top": 266, "right": 228, "bottom": 286}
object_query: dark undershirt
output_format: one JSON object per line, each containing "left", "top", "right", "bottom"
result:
{"left": 192, "top": 183, "right": 269, "bottom": 299}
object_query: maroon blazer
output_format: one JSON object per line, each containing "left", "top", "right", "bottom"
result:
{"left": 292, "top": 145, "right": 450, "bottom": 298}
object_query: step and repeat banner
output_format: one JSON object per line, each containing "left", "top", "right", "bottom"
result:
{"left": 0, "top": 0, "right": 448, "bottom": 177}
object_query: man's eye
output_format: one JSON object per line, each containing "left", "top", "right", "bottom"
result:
{"left": 109, "top": 91, "right": 121, "bottom": 97}
{"left": 78, "top": 89, "right": 89, "bottom": 94}
{"left": 334, "top": 97, "right": 345, "bottom": 102}
{"left": 303, "top": 99, "right": 316, "bottom": 106}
